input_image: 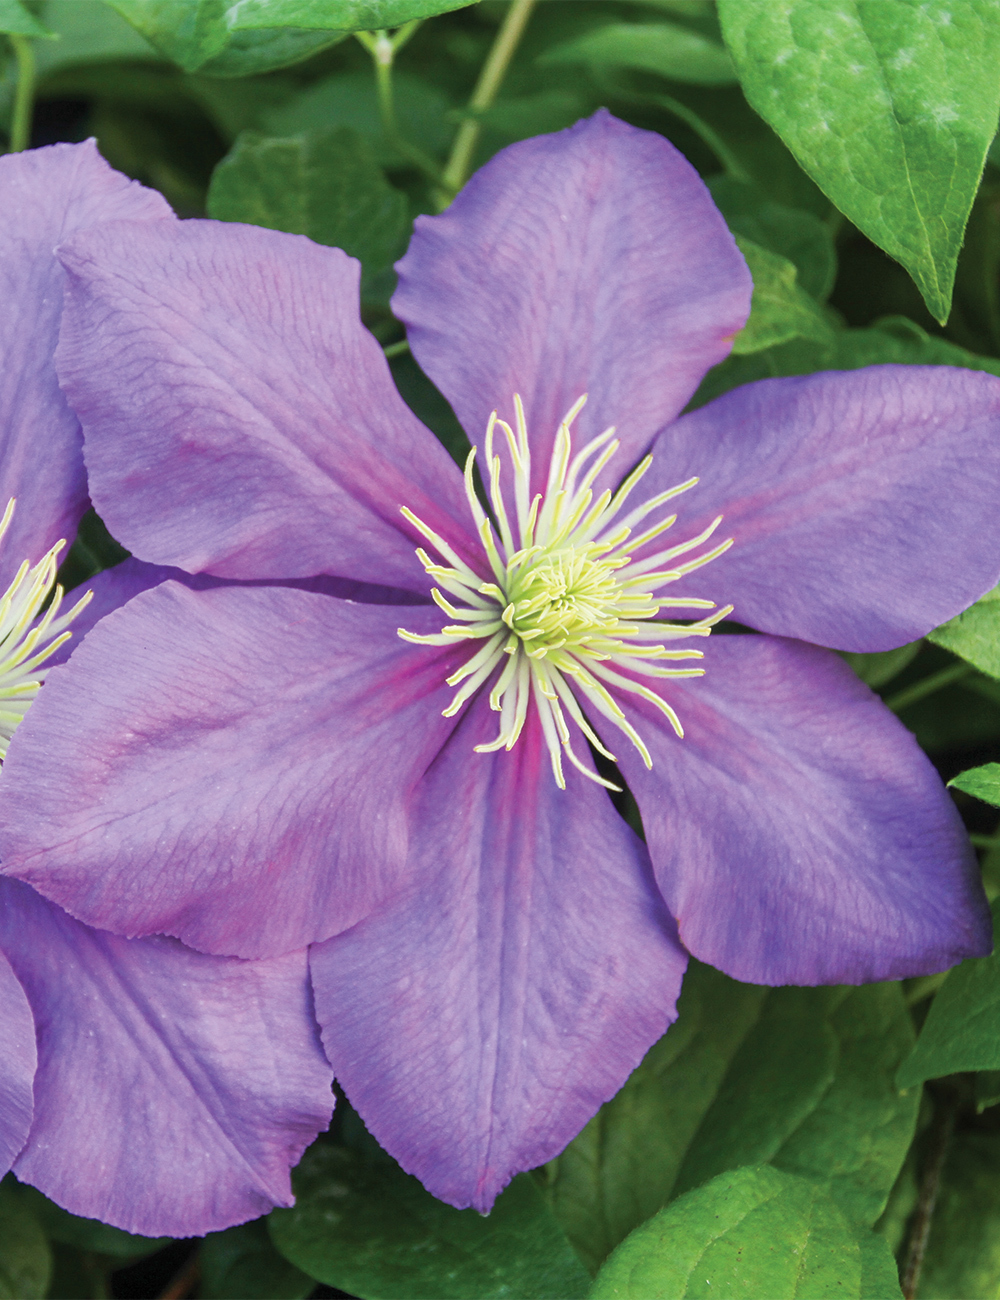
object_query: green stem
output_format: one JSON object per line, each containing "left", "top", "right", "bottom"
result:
{"left": 438, "top": 0, "right": 537, "bottom": 204}
{"left": 383, "top": 338, "right": 410, "bottom": 359}
{"left": 8, "top": 35, "right": 35, "bottom": 153}
{"left": 356, "top": 26, "right": 444, "bottom": 187}
{"left": 900, "top": 1091, "right": 958, "bottom": 1300}
{"left": 884, "top": 662, "right": 971, "bottom": 714}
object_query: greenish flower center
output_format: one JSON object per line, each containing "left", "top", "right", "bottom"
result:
{"left": 399, "top": 396, "right": 733, "bottom": 790}
{"left": 502, "top": 547, "right": 624, "bottom": 650}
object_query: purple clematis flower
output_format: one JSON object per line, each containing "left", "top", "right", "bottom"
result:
{"left": 2, "top": 112, "right": 1000, "bottom": 1212}
{"left": 0, "top": 142, "right": 333, "bottom": 1236}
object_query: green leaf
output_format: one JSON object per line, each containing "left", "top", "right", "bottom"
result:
{"left": 269, "top": 1143, "right": 590, "bottom": 1300}
{"left": 841, "top": 642, "right": 922, "bottom": 689}
{"left": 105, "top": 1, "right": 343, "bottom": 76}
{"left": 546, "top": 963, "right": 768, "bottom": 1275}
{"left": 631, "top": 0, "right": 720, "bottom": 16}
{"left": 34, "top": 0, "right": 159, "bottom": 72}
{"left": 478, "top": 90, "right": 590, "bottom": 147}
{"left": 0, "top": 1181, "right": 51, "bottom": 1300}
{"left": 588, "top": 1166, "right": 901, "bottom": 1300}
{"left": 708, "top": 175, "right": 836, "bottom": 300}
{"left": 45, "top": 1241, "right": 115, "bottom": 1300}
{"left": 777, "top": 987, "right": 920, "bottom": 1226}
{"left": 975, "top": 1068, "right": 1000, "bottom": 1111}
{"left": 858, "top": 1231, "right": 907, "bottom": 1300}
{"left": 261, "top": 70, "right": 453, "bottom": 167}
{"left": 674, "top": 985, "right": 919, "bottom": 1227}
{"left": 226, "top": 0, "right": 475, "bottom": 29}
{"left": 547, "top": 970, "right": 916, "bottom": 1276}
{"left": 108, "top": 0, "right": 473, "bottom": 73}
{"left": 949, "top": 761, "right": 1000, "bottom": 806}
{"left": 14, "top": 1183, "right": 170, "bottom": 1259}
{"left": 898, "top": 899, "right": 1000, "bottom": 1085}
{"left": 692, "top": 313, "right": 1000, "bottom": 409}
{"left": 648, "top": 82, "right": 832, "bottom": 216}
{"left": 540, "top": 21, "right": 735, "bottom": 86}
{"left": 669, "top": 988, "right": 841, "bottom": 1198}
{"left": 731, "top": 236, "right": 835, "bottom": 353}
{"left": 0, "top": 0, "right": 56, "bottom": 38}
{"left": 929, "top": 587, "right": 1000, "bottom": 678}
{"left": 717, "top": 0, "right": 1000, "bottom": 324}
{"left": 204, "top": 25, "right": 346, "bottom": 75}
{"left": 827, "top": 315, "right": 1000, "bottom": 375}
{"left": 207, "top": 127, "right": 409, "bottom": 288}
{"left": 912, "top": 1129, "right": 1000, "bottom": 1300}
{"left": 201, "top": 1219, "right": 313, "bottom": 1299}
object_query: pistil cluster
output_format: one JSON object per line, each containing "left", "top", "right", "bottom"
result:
{"left": 400, "top": 397, "right": 733, "bottom": 789}
{"left": 0, "top": 498, "right": 92, "bottom": 758}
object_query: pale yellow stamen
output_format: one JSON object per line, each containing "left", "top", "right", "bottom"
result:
{"left": 399, "top": 397, "right": 732, "bottom": 789}
{"left": 0, "top": 498, "right": 93, "bottom": 759}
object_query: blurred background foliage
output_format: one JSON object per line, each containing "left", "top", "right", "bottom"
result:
{"left": 3, "top": 0, "right": 1000, "bottom": 1297}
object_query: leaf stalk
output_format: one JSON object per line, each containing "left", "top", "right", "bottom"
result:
{"left": 437, "top": 0, "right": 538, "bottom": 206}
{"left": 356, "top": 23, "right": 444, "bottom": 187}
{"left": 8, "top": 34, "right": 35, "bottom": 153}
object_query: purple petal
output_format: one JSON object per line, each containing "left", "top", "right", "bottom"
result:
{"left": 57, "top": 218, "right": 479, "bottom": 591}
{"left": 0, "top": 941, "right": 35, "bottom": 1179}
{"left": 48, "top": 558, "right": 429, "bottom": 668}
{"left": 394, "top": 110, "right": 751, "bottom": 492}
{"left": 644, "top": 366, "right": 1000, "bottom": 651}
{"left": 310, "top": 694, "right": 688, "bottom": 1212}
{"left": 45, "top": 557, "right": 177, "bottom": 667}
{"left": 0, "top": 583, "right": 466, "bottom": 958}
{"left": 1, "top": 880, "right": 332, "bottom": 1237}
{"left": 0, "top": 140, "right": 170, "bottom": 588}
{"left": 607, "top": 635, "right": 990, "bottom": 985}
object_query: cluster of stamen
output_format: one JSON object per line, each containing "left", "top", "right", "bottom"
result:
{"left": 399, "top": 396, "right": 733, "bottom": 790}
{"left": 0, "top": 499, "right": 92, "bottom": 759}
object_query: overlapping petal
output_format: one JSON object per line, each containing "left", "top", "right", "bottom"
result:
{"left": 0, "top": 879, "right": 333, "bottom": 1237}
{"left": 0, "top": 140, "right": 170, "bottom": 588}
{"left": 0, "top": 945, "right": 35, "bottom": 1179}
{"left": 0, "top": 583, "right": 468, "bottom": 958}
{"left": 394, "top": 110, "right": 751, "bottom": 489}
{"left": 644, "top": 366, "right": 1000, "bottom": 651}
{"left": 607, "top": 635, "right": 990, "bottom": 986}
{"left": 3, "top": 112, "right": 993, "bottom": 1233}
{"left": 311, "top": 695, "right": 687, "bottom": 1212}
{"left": 56, "top": 219, "right": 478, "bottom": 592}
{"left": 45, "top": 558, "right": 429, "bottom": 669}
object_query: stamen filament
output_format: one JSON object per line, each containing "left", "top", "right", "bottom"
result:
{"left": 399, "top": 395, "right": 732, "bottom": 787}
{"left": 0, "top": 500, "right": 93, "bottom": 759}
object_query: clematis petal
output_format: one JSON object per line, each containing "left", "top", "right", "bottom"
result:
{"left": 42, "top": 558, "right": 179, "bottom": 668}
{"left": 394, "top": 110, "right": 750, "bottom": 489}
{"left": 0, "top": 140, "right": 170, "bottom": 587}
{"left": 56, "top": 219, "right": 478, "bottom": 592}
{"left": 0, "top": 583, "right": 464, "bottom": 958}
{"left": 0, "top": 944, "right": 35, "bottom": 1178}
{"left": 608, "top": 635, "right": 990, "bottom": 986}
{"left": 310, "top": 694, "right": 688, "bottom": 1213}
{"left": 46, "top": 558, "right": 429, "bottom": 668}
{"left": 0, "top": 879, "right": 332, "bottom": 1237}
{"left": 645, "top": 365, "right": 1000, "bottom": 651}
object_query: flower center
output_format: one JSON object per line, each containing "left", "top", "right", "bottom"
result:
{"left": 0, "top": 498, "right": 92, "bottom": 759}
{"left": 399, "top": 396, "right": 732, "bottom": 790}
{"left": 503, "top": 548, "right": 626, "bottom": 649}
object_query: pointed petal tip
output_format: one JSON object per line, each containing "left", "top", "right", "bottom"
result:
{"left": 394, "top": 109, "right": 751, "bottom": 486}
